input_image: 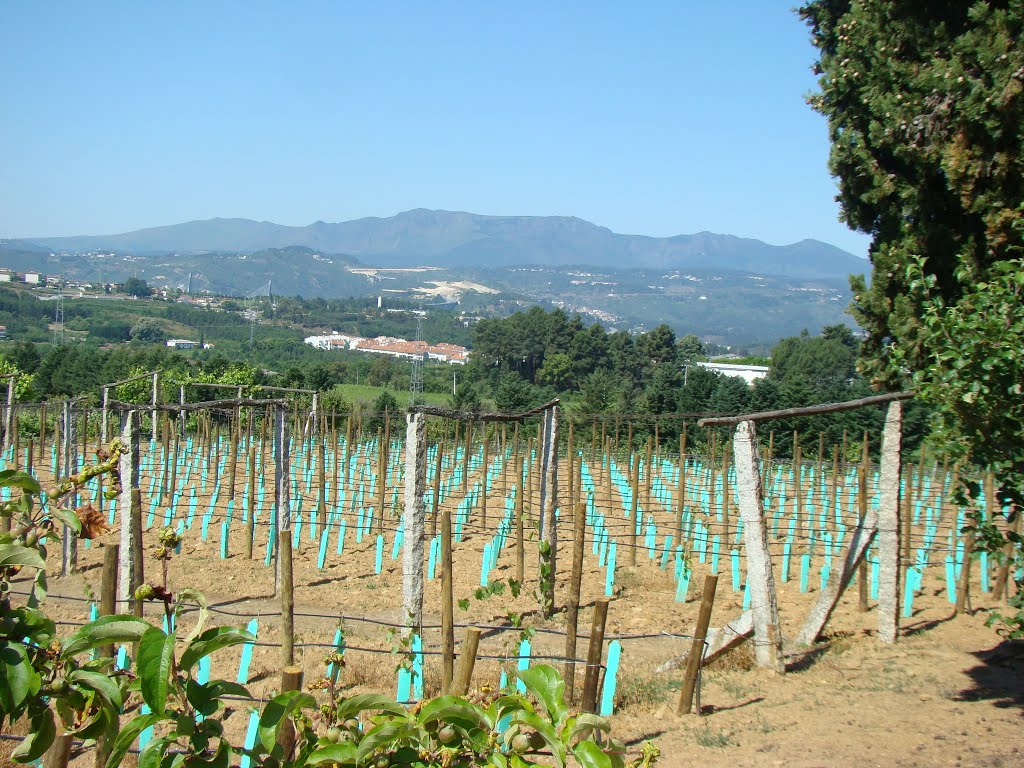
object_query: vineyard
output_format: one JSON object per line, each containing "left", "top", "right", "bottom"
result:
{"left": 1, "top": 384, "right": 1022, "bottom": 767}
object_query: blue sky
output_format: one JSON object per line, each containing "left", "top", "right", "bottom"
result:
{"left": 0, "top": 2, "right": 871, "bottom": 257}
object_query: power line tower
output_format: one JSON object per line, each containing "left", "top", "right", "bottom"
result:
{"left": 53, "top": 284, "right": 65, "bottom": 345}
{"left": 245, "top": 280, "right": 273, "bottom": 347}
{"left": 409, "top": 312, "right": 424, "bottom": 406}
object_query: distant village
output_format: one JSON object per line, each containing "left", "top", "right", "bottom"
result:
{"left": 303, "top": 332, "right": 469, "bottom": 365}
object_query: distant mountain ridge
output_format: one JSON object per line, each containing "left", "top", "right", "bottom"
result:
{"left": 25, "top": 209, "right": 866, "bottom": 279}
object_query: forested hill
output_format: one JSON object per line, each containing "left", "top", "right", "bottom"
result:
{"left": 27, "top": 210, "right": 865, "bottom": 279}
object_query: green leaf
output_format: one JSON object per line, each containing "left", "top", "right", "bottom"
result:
{"left": 573, "top": 741, "right": 613, "bottom": 768}
{"left": 305, "top": 743, "right": 359, "bottom": 766}
{"left": 258, "top": 690, "right": 316, "bottom": 753}
{"left": 180, "top": 626, "right": 255, "bottom": 672}
{"left": 516, "top": 664, "right": 567, "bottom": 725}
{"left": 69, "top": 669, "right": 125, "bottom": 711}
{"left": 0, "top": 640, "right": 35, "bottom": 711}
{"left": 27, "top": 566, "right": 47, "bottom": 608}
{"left": 138, "top": 627, "right": 176, "bottom": 715}
{"left": 417, "top": 696, "right": 492, "bottom": 731}
{"left": 0, "top": 469, "right": 41, "bottom": 494}
{"left": 489, "top": 693, "right": 532, "bottom": 724}
{"left": 0, "top": 542, "right": 46, "bottom": 569}
{"left": 62, "top": 615, "right": 153, "bottom": 658}
{"left": 188, "top": 737, "right": 230, "bottom": 768}
{"left": 506, "top": 710, "right": 566, "bottom": 768}
{"left": 11, "top": 706, "right": 55, "bottom": 762}
{"left": 334, "top": 693, "right": 408, "bottom": 721}
{"left": 138, "top": 736, "right": 172, "bottom": 768}
{"left": 104, "top": 713, "right": 164, "bottom": 768}
{"left": 51, "top": 507, "right": 82, "bottom": 536}
{"left": 176, "top": 588, "right": 209, "bottom": 643}
{"left": 186, "top": 679, "right": 252, "bottom": 716}
{"left": 355, "top": 721, "right": 419, "bottom": 764}
{"left": 566, "top": 713, "right": 611, "bottom": 744}
{"left": 69, "top": 703, "right": 115, "bottom": 741}
{"left": 457, "top": 598, "right": 470, "bottom": 611}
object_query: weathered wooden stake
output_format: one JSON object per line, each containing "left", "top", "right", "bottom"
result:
{"left": 281, "top": 535, "right": 295, "bottom": 665}
{"left": 451, "top": 627, "right": 481, "bottom": 696}
{"left": 581, "top": 597, "right": 610, "bottom": 714}
{"left": 277, "top": 666, "right": 304, "bottom": 760}
{"left": 274, "top": 406, "right": 292, "bottom": 592}
{"left": 564, "top": 501, "right": 587, "bottom": 703}
{"left": 677, "top": 574, "right": 718, "bottom": 715}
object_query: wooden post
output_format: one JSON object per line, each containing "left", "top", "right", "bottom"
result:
{"left": 60, "top": 401, "right": 78, "bottom": 576}
{"left": 581, "top": 597, "right": 610, "bottom": 714}
{"left": 168, "top": 428, "right": 179, "bottom": 511}
{"left": 131, "top": 489, "right": 144, "bottom": 618}
{"left": 720, "top": 442, "right": 729, "bottom": 536}
{"left": 281, "top": 535, "right": 294, "bottom": 665}
{"left": 733, "top": 421, "right": 784, "bottom": 672}
{"left": 402, "top": 412, "right": 427, "bottom": 636}
{"left": 43, "top": 733, "right": 73, "bottom": 768}
{"left": 98, "top": 545, "right": 119, "bottom": 659}
{"left": 564, "top": 501, "right": 587, "bottom": 703}
{"left": 567, "top": 419, "right": 575, "bottom": 515}
{"left": 277, "top": 666, "right": 304, "bottom": 760}
{"left": 117, "top": 412, "right": 141, "bottom": 609}
{"left": 3, "top": 375, "right": 14, "bottom": 451}
{"left": 317, "top": 431, "right": 327, "bottom": 531}
{"left": 954, "top": 475, "right": 984, "bottom": 615}
{"left": 377, "top": 426, "right": 387, "bottom": 532}
{"left": 160, "top": 415, "right": 171, "bottom": 505}
{"left": 677, "top": 429, "right": 687, "bottom": 539}
{"left": 677, "top": 574, "right": 718, "bottom": 715}
{"left": 151, "top": 372, "right": 160, "bottom": 444}
{"left": 480, "top": 434, "right": 489, "bottom": 528}
{"left": 246, "top": 415, "right": 256, "bottom": 559}
{"left": 516, "top": 455, "right": 526, "bottom": 585}
{"left": 629, "top": 451, "right": 640, "bottom": 567}
{"left": 993, "top": 509, "right": 1022, "bottom": 601}
{"left": 451, "top": 627, "right": 481, "bottom": 696}
{"left": 39, "top": 402, "right": 47, "bottom": 466}
{"left": 430, "top": 434, "right": 444, "bottom": 540}
{"left": 462, "top": 419, "right": 472, "bottom": 493}
{"left": 274, "top": 406, "right": 292, "bottom": 592}
{"left": 440, "top": 473, "right": 455, "bottom": 693}
{"left": 877, "top": 401, "right": 904, "bottom": 644}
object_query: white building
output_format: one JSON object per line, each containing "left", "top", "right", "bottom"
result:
{"left": 303, "top": 333, "right": 361, "bottom": 351}
{"left": 166, "top": 339, "right": 199, "bottom": 350}
{"left": 695, "top": 361, "right": 770, "bottom": 385}
{"left": 23, "top": 272, "right": 40, "bottom": 285}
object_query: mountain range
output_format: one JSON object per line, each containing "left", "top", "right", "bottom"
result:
{"left": 23, "top": 209, "right": 866, "bottom": 280}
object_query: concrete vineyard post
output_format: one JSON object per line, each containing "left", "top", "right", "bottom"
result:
{"left": 877, "top": 400, "right": 904, "bottom": 643}
{"left": 117, "top": 411, "right": 141, "bottom": 609}
{"left": 733, "top": 421, "right": 784, "bottom": 672}
{"left": 402, "top": 412, "right": 427, "bottom": 636}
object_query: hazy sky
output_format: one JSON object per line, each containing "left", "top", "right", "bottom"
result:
{"left": 0, "top": 2, "right": 872, "bottom": 257}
